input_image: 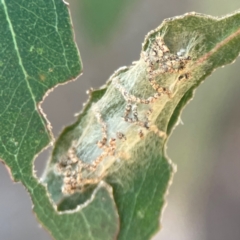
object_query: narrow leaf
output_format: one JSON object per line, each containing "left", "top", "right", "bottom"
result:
{"left": 44, "top": 11, "right": 240, "bottom": 240}
{"left": 0, "top": 0, "right": 119, "bottom": 239}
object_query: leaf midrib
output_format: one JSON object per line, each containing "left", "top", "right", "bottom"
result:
{"left": 1, "top": 0, "right": 37, "bottom": 109}
{"left": 1, "top": 0, "right": 50, "bottom": 178}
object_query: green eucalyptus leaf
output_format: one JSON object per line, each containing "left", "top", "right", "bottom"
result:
{"left": 44, "top": 11, "right": 240, "bottom": 240}
{"left": 0, "top": 0, "right": 119, "bottom": 239}
{"left": 1, "top": 0, "right": 240, "bottom": 239}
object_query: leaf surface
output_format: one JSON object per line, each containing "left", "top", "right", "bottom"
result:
{"left": 0, "top": 0, "right": 119, "bottom": 239}
{"left": 1, "top": 1, "right": 240, "bottom": 239}
{"left": 44, "top": 10, "right": 240, "bottom": 240}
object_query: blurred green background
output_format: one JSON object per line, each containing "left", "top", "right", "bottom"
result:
{"left": 0, "top": 0, "right": 240, "bottom": 239}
